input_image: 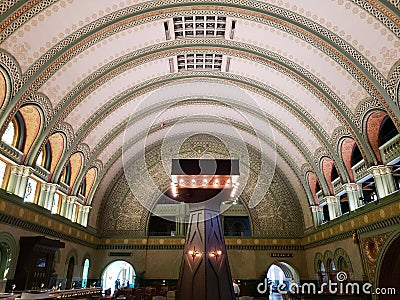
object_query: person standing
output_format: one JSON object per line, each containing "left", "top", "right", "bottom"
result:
{"left": 232, "top": 279, "right": 240, "bottom": 299}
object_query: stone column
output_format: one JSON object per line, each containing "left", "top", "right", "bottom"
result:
{"left": 66, "top": 196, "right": 79, "bottom": 221}
{"left": 76, "top": 203, "right": 83, "bottom": 224}
{"left": 81, "top": 206, "right": 91, "bottom": 227}
{"left": 369, "top": 165, "right": 395, "bottom": 199}
{"left": 343, "top": 183, "right": 363, "bottom": 211}
{"left": 310, "top": 205, "right": 323, "bottom": 227}
{"left": 38, "top": 183, "right": 58, "bottom": 209}
{"left": 45, "top": 184, "right": 58, "bottom": 211}
{"left": 6, "top": 165, "right": 34, "bottom": 198}
{"left": 325, "top": 196, "right": 340, "bottom": 220}
{"left": 59, "top": 195, "right": 68, "bottom": 217}
{"left": 37, "top": 183, "right": 49, "bottom": 207}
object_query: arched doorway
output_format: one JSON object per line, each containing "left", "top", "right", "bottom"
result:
{"left": 102, "top": 261, "right": 136, "bottom": 295}
{"left": 266, "top": 262, "right": 300, "bottom": 297}
{"left": 378, "top": 235, "right": 400, "bottom": 300}
{"left": 65, "top": 257, "right": 74, "bottom": 289}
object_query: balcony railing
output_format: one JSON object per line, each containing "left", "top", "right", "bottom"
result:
{"left": 34, "top": 165, "right": 50, "bottom": 181}
{"left": 0, "top": 141, "right": 23, "bottom": 162}
{"left": 352, "top": 159, "right": 369, "bottom": 182}
{"left": 379, "top": 133, "right": 400, "bottom": 164}
{"left": 332, "top": 177, "right": 343, "bottom": 195}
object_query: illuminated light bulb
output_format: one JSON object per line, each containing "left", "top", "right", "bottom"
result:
{"left": 188, "top": 247, "right": 201, "bottom": 260}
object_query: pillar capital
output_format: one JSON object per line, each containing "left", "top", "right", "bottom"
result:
{"left": 310, "top": 205, "right": 323, "bottom": 227}
{"left": 7, "top": 165, "right": 35, "bottom": 197}
{"left": 368, "top": 165, "right": 395, "bottom": 198}
{"left": 369, "top": 165, "right": 393, "bottom": 176}
{"left": 10, "top": 164, "right": 34, "bottom": 176}
{"left": 324, "top": 196, "right": 339, "bottom": 204}
{"left": 79, "top": 205, "right": 91, "bottom": 213}
{"left": 40, "top": 182, "right": 58, "bottom": 192}
{"left": 343, "top": 183, "right": 362, "bottom": 192}
{"left": 66, "top": 195, "right": 79, "bottom": 204}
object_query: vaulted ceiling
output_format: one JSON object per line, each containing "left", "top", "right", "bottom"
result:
{"left": 0, "top": 0, "right": 399, "bottom": 236}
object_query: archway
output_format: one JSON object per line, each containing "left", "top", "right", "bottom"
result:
{"left": 266, "top": 262, "right": 300, "bottom": 296}
{"left": 65, "top": 257, "right": 74, "bottom": 289}
{"left": 378, "top": 234, "right": 400, "bottom": 300}
{"left": 82, "top": 258, "right": 89, "bottom": 288}
{"left": 102, "top": 261, "right": 136, "bottom": 295}
{"left": 318, "top": 260, "right": 328, "bottom": 285}
{"left": 327, "top": 259, "right": 337, "bottom": 283}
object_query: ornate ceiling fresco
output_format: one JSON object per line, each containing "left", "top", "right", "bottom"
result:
{"left": 0, "top": 0, "right": 399, "bottom": 236}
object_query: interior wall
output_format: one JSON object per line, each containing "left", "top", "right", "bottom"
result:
{"left": 0, "top": 224, "right": 95, "bottom": 289}
{"left": 304, "top": 237, "right": 365, "bottom": 281}
{"left": 227, "top": 249, "right": 307, "bottom": 280}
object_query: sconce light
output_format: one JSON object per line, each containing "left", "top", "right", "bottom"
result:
{"left": 188, "top": 247, "right": 201, "bottom": 260}
{"left": 209, "top": 248, "right": 222, "bottom": 259}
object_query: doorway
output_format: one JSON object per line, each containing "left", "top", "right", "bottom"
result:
{"left": 378, "top": 234, "right": 400, "bottom": 300}
{"left": 102, "top": 261, "right": 136, "bottom": 295}
{"left": 65, "top": 257, "right": 74, "bottom": 289}
{"left": 266, "top": 262, "right": 299, "bottom": 298}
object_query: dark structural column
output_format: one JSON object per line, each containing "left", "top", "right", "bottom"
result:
{"left": 172, "top": 159, "right": 239, "bottom": 300}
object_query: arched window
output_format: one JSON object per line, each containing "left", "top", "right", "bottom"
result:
{"left": 338, "top": 257, "right": 349, "bottom": 273}
{"left": 351, "top": 144, "right": 363, "bottom": 167}
{"left": 82, "top": 258, "right": 90, "bottom": 288}
{"left": 379, "top": 116, "right": 398, "bottom": 147}
{"left": 223, "top": 217, "right": 251, "bottom": 236}
{"left": 37, "top": 141, "right": 52, "bottom": 170}
{"left": 79, "top": 178, "right": 86, "bottom": 196}
{"left": 319, "top": 261, "right": 328, "bottom": 284}
{"left": 331, "top": 164, "right": 339, "bottom": 181}
{"left": 330, "top": 260, "right": 336, "bottom": 271}
{"left": 62, "top": 162, "right": 71, "bottom": 185}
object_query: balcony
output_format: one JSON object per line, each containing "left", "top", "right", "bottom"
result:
{"left": 379, "top": 133, "right": 400, "bottom": 165}
{"left": 351, "top": 159, "right": 369, "bottom": 182}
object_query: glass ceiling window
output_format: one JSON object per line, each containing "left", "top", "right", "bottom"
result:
{"left": 177, "top": 53, "right": 223, "bottom": 71}
{"left": 173, "top": 16, "right": 226, "bottom": 38}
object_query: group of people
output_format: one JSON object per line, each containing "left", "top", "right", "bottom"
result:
{"left": 114, "top": 279, "right": 130, "bottom": 290}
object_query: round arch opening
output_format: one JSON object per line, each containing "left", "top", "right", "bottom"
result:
{"left": 101, "top": 261, "right": 136, "bottom": 294}
{"left": 266, "top": 261, "right": 300, "bottom": 293}
{"left": 378, "top": 234, "right": 400, "bottom": 300}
